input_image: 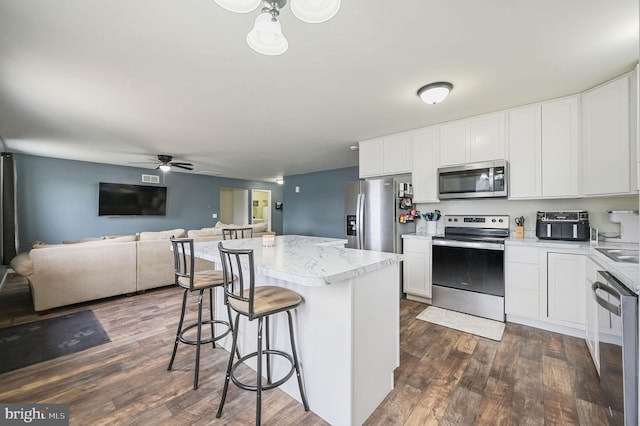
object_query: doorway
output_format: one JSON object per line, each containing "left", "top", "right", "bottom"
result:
{"left": 219, "top": 188, "right": 249, "bottom": 225}
{"left": 251, "top": 189, "right": 271, "bottom": 232}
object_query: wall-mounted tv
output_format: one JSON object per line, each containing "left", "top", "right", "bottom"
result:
{"left": 99, "top": 182, "right": 167, "bottom": 216}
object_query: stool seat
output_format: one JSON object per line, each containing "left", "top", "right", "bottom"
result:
{"left": 229, "top": 286, "right": 302, "bottom": 318}
{"left": 178, "top": 270, "right": 224, "bottom": 289}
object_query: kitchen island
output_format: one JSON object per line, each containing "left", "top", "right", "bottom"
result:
{"left": 189, "top": 235, "right": 402, "bottom": 426}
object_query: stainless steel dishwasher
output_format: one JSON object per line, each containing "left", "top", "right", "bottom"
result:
{"left": 592, "top": 271, "right": 638, "bottom": 425}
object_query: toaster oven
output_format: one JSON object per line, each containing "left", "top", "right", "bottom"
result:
{"left": 536, "top": 211, "right": 590, "bottom": 241}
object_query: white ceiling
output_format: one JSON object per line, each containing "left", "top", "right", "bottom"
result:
{"left": 0, "top": 0, "right": 638, "bottom": 182}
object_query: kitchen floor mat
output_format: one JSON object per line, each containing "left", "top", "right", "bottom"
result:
{"left": 416, "top": 306, "right": 505, "bottom": 341}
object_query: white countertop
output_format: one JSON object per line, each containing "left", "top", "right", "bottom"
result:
{"left": 190, "top": 235, "right": 403, "bottom": 286}
{"left": 506, "top": 236, "right": 639, "bottom": 293}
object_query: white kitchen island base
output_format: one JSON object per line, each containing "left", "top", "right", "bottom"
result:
{"left": 191, "top": 236, "right": 401, "bottom": 426}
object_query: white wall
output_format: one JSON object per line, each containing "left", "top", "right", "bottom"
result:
{"left": 416, "top": 195, "right": 639, "bottom": 235}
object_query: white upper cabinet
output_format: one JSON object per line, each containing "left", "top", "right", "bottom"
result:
{"left": 541, "top": 96, "right": 580, "bottom": 198}
{"left": 439, "top": 120, "right": 469, "bottom": 166}
{"left": 439, "top": 112, "right": 506, "bottom": 166}
{"left": 508, "top": 96, "right": 579, "bottom": 199}
{"left": 359, "top": 134, "right": 412, "bottom": 178}
{"left": 508, "top": 105, "right": 542, "bottom": 198}
{"left": 411, "top": 126, "right": 439, "bottom": 203}
{"left": 469, "top": 113, "right": 506, "bottom": 162}
{"left": 582, "top": 74, "right": 634, "bottom": 196}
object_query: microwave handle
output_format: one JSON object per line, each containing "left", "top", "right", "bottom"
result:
{"left": 489, "top": 167, "right": 494, "bottom": 192}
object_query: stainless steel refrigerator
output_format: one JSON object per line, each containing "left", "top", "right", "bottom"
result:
{"left": 344, "top": 176, "right": 415, "bottom": 253}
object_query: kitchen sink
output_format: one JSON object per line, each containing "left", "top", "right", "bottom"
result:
{"left": 595, "top": 248, "right": 639, "bottom": 264}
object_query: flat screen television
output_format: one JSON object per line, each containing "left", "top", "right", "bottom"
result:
{"left": 99, "top": 182, "right": 167, "bottom": 216}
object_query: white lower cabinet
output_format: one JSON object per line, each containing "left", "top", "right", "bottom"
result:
{"left": 584, "top": 256, "right": 601, "bottom": 374}
{"left": 506, "top": 245, "right": 541, "bottom": 318}
{"left": 402, "top": 238, "right": 431, "bottom": 300}
{"left": 506, "top": 243, "right": 588, "bottom": 336}
{"left": 547, "top": 252, "right": 586, "bottom": 326}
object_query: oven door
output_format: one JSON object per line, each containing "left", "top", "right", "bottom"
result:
{"left": 432, "top": 241, "right": 505, "bottom": 297}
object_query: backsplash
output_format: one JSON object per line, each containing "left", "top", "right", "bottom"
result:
{"left": 416, "top": 195, "right": 639, "bottom": 235}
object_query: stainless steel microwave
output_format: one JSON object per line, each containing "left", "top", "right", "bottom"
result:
{"left": 437, "top": 160, "right": 508, "bottom": 199}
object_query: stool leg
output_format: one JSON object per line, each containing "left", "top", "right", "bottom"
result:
{"left": 256, "top": 317, "right": 264, "bottom": 426}
{"left": 168, "top": 288, "right": 188, "bottom": 371}
{"left": 226, "top": 299, "right": 241, "bottom": 359}
{"left": 216, "top": 312, "right": 241, "bottom": 419}
{"left": 287, "top": 310, "right": 309, "bottom": 411}
{"left": 265, "top": 316, "right": 272, "bottom": 384}
{"left": 209, "top": 287, "right": 216, "bottom": 349}
{"left": 194, "top": 289, "right": 205, "bottom": 390}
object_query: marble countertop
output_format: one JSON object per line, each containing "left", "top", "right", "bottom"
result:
{"left": 505, "top": 237, "right": 639, "bottom": 293}
{"left": 190, "top": 235, "right": 403, "bottom": 286}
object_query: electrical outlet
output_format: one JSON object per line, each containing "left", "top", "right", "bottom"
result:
{"left": 212, "top": 213, "right": 217, "bottom": 218}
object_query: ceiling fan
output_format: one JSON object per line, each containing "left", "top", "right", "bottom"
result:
{"left": 130, "top": 155, "right": 194, "bottom": 172}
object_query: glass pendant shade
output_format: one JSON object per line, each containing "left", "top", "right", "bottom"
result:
{"left": 290, "top": 0, "right": 341, "bottom": 23}
{"left": 214, "top": 0, "right": 261, "bottom": 13}
{"left": 417, "top": 82, "right": 453, "bottom": 104}
{"left": 246, "top": 13, "right": 289, "bottom": 55}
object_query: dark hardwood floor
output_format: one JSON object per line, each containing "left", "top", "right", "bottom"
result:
{"left": 0, "top": 274, "right": 609, "bottom": 425}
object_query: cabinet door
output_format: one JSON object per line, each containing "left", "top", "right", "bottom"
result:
{"left": 402, "top": 239, "right": 431, "bottom": 298}
{"left": 469, "top": 112, "right": 506, "bottom": 162}
{"left": 382, "top": 134, "right": 412, "bottom": 175}
{"left": 411, "top": 127, "right": 439, "bottom": 202}
{"left": 541, "top": 96, "right": 580, "bottom": 197}
{"left": 505, "top": 246, "right": 540, "bottom": 318}
{"left": 439, "top": 120, "right": 469, "bottom": 166}
{"left": 508, "top": 105, "right": 542, "bottom": 198}
{"left": 584, "top": 257, "right": 600, "bottom": 373}
{"left": 582, "top": 75, "right": 631, "bottom": 195}
{"left": 547, "top": 252, "right": 585, "bottom": 325}
{"left": 359, "top": 138, "right": 383, "bottom": 178}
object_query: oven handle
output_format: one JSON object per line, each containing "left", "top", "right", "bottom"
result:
{"left": 431, "top": 239, "right": 504, "bottom": 251}
{"left": 592, "top": 281, "right": 621, "bottom": 317}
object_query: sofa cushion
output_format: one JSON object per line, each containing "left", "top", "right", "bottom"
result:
{"left": 138, "top": 229, "right": 186, "bottom": 241}
{"left": 10, "top": 252, "right": 34, "bottom": 277}
{"left": 250, "top": 222, "right": 268, "bottom": 233}
{"left": 100, "top": 235, "right": 138, "bottom": 243}
{"left": 187, "top": 227, "right": 223, "bottom": 238}
{"left": 63, "top": 237, "right": 104, "bottom": 244}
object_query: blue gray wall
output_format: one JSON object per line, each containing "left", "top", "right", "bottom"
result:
{"left": 282, "top": 167, "right": 359, "bottom": 238}
{"left": 15, "top": 154, "right": 283, "bottom": 251}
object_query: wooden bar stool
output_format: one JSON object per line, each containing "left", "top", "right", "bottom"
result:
{"left": 216, "top": 242, "right": 309, "bottom": 425}
{"left": 221, "top": 227, "right": 253, "bottom": 240}
{"left": 167, "top": 237, "right": 235, "bottom": 390}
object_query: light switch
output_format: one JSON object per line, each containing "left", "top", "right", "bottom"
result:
{"left": 212, "top": 213, "right": 218, "bottom": 218}
{"left": 295, "top": 186, "right": 300, "bottom": 193}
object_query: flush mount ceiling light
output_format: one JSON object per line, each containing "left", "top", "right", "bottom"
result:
{"left": 417, "top": 82, "right": 453, "bottom": 105}
{"left": 214, "top": 0, "right": 341, "bottom": 55}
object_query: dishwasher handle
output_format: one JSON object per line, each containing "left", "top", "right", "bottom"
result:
{"left": 592, "top": 281, "right": 622, "bottom": 316}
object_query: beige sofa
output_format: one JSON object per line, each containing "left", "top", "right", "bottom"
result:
{"left": 10, "top": 222, "right": 274, "bottom": 311}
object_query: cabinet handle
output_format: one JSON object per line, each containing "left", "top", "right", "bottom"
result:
{"left": 591, "top": 281, "right": 621, "bottom": 316}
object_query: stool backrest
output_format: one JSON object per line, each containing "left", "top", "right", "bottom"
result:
{"left": 170, "top": 237, "right": 196, "bottom": 290}
{"left": 221, "top": 227, "right": 253, "bottom": 240}
{"left": 217, "top": 242, "right": 257, "bottom": 319}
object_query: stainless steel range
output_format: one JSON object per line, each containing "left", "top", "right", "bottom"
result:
{"left": 431, "top": 215, "right": 509, "bottom": 322}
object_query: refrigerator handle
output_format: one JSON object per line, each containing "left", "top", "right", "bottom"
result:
{"left": 356, "top": 193, "right": 365, "bottom": 249}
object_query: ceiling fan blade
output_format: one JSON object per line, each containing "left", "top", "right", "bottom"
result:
{"left": 172, "top": 163, "right": 194, "bottom": 171}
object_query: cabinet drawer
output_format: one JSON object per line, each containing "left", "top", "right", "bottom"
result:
{"left": 507, "top": 246, "right": 539, "bottom": 263}
{"left": 403, "top": 239, "right": 430, "bottom": 254}
{"left": 507, "top": 262, "right": 539, "bottom": 291}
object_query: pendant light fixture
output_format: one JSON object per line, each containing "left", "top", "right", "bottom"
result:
{"left": 417, "top": 82, "right": 454, "bottom": 104}
{"left": 214, "top": 0, "right": 341, "bottom": 55}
